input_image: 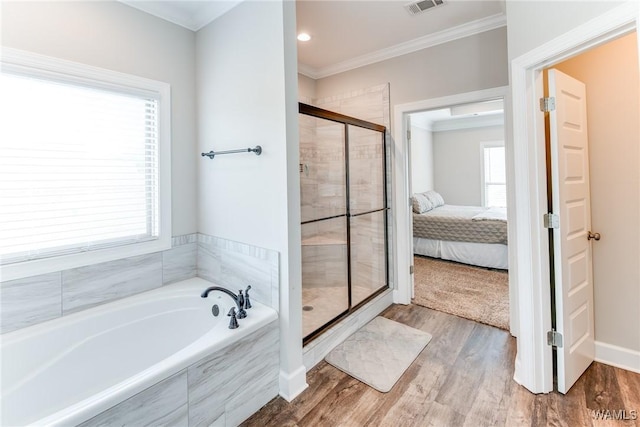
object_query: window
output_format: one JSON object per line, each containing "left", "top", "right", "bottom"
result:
{"left": 482, "top": 144, "right": 506, "bottom": 207}
{"left": 0, "top": 49, "right": 171, "bottom": 281}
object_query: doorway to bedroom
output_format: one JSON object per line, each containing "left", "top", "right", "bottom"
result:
{"left": 407, "top": 98, "right": 510, "bottom": 331}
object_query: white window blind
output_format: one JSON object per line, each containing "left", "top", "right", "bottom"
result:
{"left": 0, "top": 70, "right": 161, "bottom": 265}
{"left": 483, "top": 145, "right": 507, "bottom": 208}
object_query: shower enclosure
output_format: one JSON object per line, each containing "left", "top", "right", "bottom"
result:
{"left": 299, "top": 103, "right": 389, "bottom": 343}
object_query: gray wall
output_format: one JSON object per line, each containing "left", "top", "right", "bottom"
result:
{"left": 433, "top": 126, "right": 505, "bottom": 206}
{"left": 409, "top": 125, "right": 434, "bottom": 194}
{"left": 315, "top": 27, "right": 508, "bottom": 130}
{"left": 298, "top": 73, "right": 317, "bottom": 101}
{"left": 1, "top": 1, "right": 197, "bottom": 236}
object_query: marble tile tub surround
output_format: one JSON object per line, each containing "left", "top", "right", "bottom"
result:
{"left": 1, "top": 233, "right": 277, "bottom": 334}
{"left": 0, "top": 234, "right": 198, "bottom": 334}
{"left": 79, "top": 320, "right": 279, "bottom": 427}
{"left": 197, "top": 234, "right": 279, "bottom": 311}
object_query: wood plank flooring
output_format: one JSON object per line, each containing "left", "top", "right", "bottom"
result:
{"left": 242, "top": 304, "right": 640, "bottom": 427}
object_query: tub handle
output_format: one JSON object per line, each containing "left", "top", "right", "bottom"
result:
{"left": 237, "top": 290, "right": 246, "bottom": 318}
{"left": 243, "top": 286, "right": 252, "bottom": 309}
{"left": 227, "top": 307, "right": 239, "bottom": 329}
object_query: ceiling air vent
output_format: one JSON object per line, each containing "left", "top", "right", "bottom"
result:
{"left": 405, "top": 0, "right": 444, "bottom": 16}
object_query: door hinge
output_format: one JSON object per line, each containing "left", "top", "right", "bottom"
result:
{"left": 544, "top": 213, "right": 560, "bottom": 229}
{"left": 540, "top": 97, "right": 556, "bottom": 112}
{"left": 407, "top": 130, "right": 411, "bottom": 140}
{"left": 410, "top": 265, "right": 414, "bottom": 274}
{"left": 547, "top": 329, "right": 564, "bottom": 348}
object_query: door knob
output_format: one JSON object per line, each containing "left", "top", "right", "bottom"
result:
{"left": 587, "top": 231, "right": 601, "bottom": 241}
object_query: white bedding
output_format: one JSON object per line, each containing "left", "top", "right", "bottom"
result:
{"left": 413, "top": 237, "right": 508, "bottom": 270}
{"left": 472, "top": 206, "right": 507, "bottom": 222}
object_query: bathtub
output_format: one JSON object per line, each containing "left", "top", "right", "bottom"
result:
{"left": 1, "top": 277, "right": 278, "bottom": 426}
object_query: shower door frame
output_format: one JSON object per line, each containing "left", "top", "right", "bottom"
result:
{"left": 299, "top": 102, "right": 390, "bottom": 345}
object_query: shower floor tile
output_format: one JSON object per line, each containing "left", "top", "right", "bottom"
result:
{"left": 302, "top": 285, "right": 374, "bottom": 338}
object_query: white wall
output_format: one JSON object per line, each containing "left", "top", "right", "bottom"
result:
{"left": 1, "top": 1, "right": 197, "bottom": 236}
{"left": 409, "top": 125, "right": 434, "bottom": 194}
{"left": 432, "top": 126, "right": 504, "bottom": 206}
{"left": 554, "top": 32, "right": 640, "bottom": 353}
{"left": 315, "top": 27, "right": 508, "bottom": 130}
{"left": 197, "top": 1, "right": 289, "bottom": 249}
{"left": 195, "top": 0, "right": 306, "bottom": 399}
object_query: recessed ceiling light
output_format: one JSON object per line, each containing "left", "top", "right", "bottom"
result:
{"left": 297, "top": 33, "right": 311, "bottom": 42}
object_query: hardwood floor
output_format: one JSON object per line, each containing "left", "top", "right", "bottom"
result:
{"left": 242, "top": 304, "right": 640, "bottom": 427}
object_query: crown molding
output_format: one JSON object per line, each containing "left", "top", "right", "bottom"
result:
{"left": 119, "top": 0, "right": 242, "bottom": 32}
{"left": 297, "top": 63, "right": 318, "bottom": 79}
{"left": 298, "top": 12, "right": 506, "bottom": 80}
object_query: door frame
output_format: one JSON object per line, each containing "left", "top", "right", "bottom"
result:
{"left": 392, "top": 86, "right": 512, "bottom": 322}
{"left": 509, "top": 1, "right": 640, "bottom": 393}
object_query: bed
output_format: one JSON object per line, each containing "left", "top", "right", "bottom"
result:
{"left": 412, "top": 191, "right": 508, "bottom": 270}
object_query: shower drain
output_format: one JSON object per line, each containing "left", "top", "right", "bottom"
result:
{"left": 302, "top": 305, "right": 314, "bottom": 311}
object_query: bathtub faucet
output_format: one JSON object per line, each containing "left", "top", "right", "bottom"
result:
{"left": 201, "top": 287, "right": 247, "bottom": 321}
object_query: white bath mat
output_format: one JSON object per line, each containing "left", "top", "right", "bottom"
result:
{"left": 325, "top": 316, "right": 432, "bottom": 393}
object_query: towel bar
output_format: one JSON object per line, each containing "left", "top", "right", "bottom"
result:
{"left": 201, "top": 145, "right": 262, "bottom": 159}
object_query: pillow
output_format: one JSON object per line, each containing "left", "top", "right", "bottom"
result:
{"left": 412, "top": 193, "right": 434, "bottom": 214}
{"left": 424, "top": 190, "right": 445, "bottom": 208}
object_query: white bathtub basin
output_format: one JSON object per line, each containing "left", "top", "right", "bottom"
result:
{"left": 0, "top": 277, "right": 277, "bottom": 426}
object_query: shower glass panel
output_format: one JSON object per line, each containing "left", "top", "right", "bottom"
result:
{"left": 299, "top": 115, "right": 346, "bottom": 223}
{"left": 350, "top": 210, "right": 387, "bottom": 306}
{"left": 347, "top": 126, "right": 387, "bottom": 306}
{"left": 348, "top": 126, "right": 386, "bottom": 215}
{"left": 299, "top": 103, "right": 388, "bottom": 343}
{"left": 301, "top": 218, "right": 348, "bottom": 338}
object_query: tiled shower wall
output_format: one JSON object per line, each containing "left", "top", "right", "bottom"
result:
{"left": 0, "top": 234, "right": 279, "bottom": 334}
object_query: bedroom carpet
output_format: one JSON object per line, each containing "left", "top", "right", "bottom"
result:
{"left": 413, "top": 256, "right": 509, "bottom": 330}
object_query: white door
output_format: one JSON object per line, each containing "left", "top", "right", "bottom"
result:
{"left": 548, "top": 69, "right": 596, "bottom": 394}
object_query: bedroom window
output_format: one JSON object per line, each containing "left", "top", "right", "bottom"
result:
{"left": 0, "top": 49, "right": 171, "bottom": 281}
{"left": 482, "top": 144, "right": 507, "bottom": 208}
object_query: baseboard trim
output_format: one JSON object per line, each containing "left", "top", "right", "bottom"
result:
{"left": 595, "top": 341, "right": 640, "bottom": 374}
{"left": 278, "top": 366, "right": 308, "bottom": 402}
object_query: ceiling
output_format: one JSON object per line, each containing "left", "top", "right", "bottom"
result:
{"left": 296, "top": 0, "right": 505, "bottom": 78}
{"left": 118, "top": 0, "right": 506, "bottom": 79}
{"left": 410, "top": 99, "right": 504, "bottom": 131}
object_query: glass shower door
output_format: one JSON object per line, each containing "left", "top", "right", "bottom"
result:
{"left": 348, "top": 125, "right": 387, "bottom": 306}
{"left": 300, "top": 115, "right": 349, "bottom": 338}
{"left": 299, "top": 103, "right": 389, "bottom": 343}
